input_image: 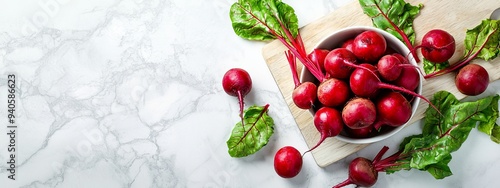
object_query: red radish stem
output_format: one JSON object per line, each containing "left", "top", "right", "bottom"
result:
{"left": 424, "top": 26, "right": 498, "bottom": 79}
{"left": 303, "top": 107, "right": 344, "bottom": 155}
{"left": 371, "top": 3, "right": 419, "bottom": 62}
{"left": 240, "top": 8, "right": 325, "bottom": 82}
{"left": 277, "top": 22, "right": 326, "bottom": 82}
{"left": 286, "top": 50, "right": 301, "bottom": 87}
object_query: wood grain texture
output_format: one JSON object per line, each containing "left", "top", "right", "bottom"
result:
{"left": 262, "top": 0, "right": 500, "bottom": 167}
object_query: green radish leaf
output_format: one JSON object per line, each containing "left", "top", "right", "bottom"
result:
{"left": 230, "top": 0, "right": 298, "bottom": 42}
{"left": 227, "top": 105, "right": 274, "bottom": 157}
{"left": 474, "top": 93, "right": 500, "bottom": 143}
{"left": 410, "top": 92, "right": 499, "bottom": 174}
{"left": 423, "top": 59, "right": 450, "bottom": 75}
{"left": 424, "top": 154, "right": 453, "bottom": 179}
{"left": 386, "top": 91, "right": 500, "bottom": 178}
{"left": 359, "top": 0, "right": 422, "bottom": 45}
{"left": 491, "top": 125, "right": 500, "bottom": 143}
{"left": 464, "top": 19, "right": 500, "bottom": 61}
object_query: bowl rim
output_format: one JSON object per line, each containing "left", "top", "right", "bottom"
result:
{"left": 301, "top": 26, "right": 423, "bottom": 144}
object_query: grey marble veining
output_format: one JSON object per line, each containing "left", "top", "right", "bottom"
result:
{"left": 1, "top": 0, "right": 500, "bottom": 188}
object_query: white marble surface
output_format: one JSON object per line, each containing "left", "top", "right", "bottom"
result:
{"left": 0, "top": 0, "right": 499, "bottom": 187}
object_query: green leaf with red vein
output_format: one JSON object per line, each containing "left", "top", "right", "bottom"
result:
{"left": 423, "top": 59, "right": 449, "bottom": 74}
{"left": 359, "top": 0, "right": 422, "bottom": 49}
{"left": 385, "top": 91, "right": 499, "bottom": 179}
{"left": 230, "top": 0, "right": 298, "bottom": 42}
{"left": 227, "top": 104, "right": 274, "bottom": 157}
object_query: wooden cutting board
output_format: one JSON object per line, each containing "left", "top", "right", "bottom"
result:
{"left": 262, "top": 0, "right": 500, "bottom": 167}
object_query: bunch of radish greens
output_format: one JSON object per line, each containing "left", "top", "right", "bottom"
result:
{"left": 227, "top": 0, "right": 500, "bottom": 186}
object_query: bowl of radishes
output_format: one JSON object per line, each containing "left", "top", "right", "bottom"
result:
{"left": 300, "top": 26, "right": 423, "bottom": 144}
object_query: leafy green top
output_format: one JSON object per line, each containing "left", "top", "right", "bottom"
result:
{"left": 230, "top": 0, "right": 298, "bottom": 43}
{"left": 359, "top": 0, "right": 422, "bottom": 48}
{"left": 385, "top": 91, "right": 500, "bottom": 179}
{"left": 227, "top": 105, "right": 274, "bottom": 158}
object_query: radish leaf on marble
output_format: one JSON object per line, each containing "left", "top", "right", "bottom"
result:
{"left": 230, "top": 0, "right": 298, "bottom": 42}
{"left": 230, "top": 0, "right": 326, "bottom": 82}
{"left": 227, "top": 104, "right": 274, "bottom": 157}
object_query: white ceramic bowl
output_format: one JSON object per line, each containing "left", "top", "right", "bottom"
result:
{"left": 300, "top": 26, "right": 422, "bottom": 144}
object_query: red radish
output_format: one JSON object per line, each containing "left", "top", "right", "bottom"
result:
{"left": 377, "top": 54, "right": 403, "bottom": 81}
{"left": 393, "top": 65, "right": 420, "bottom": 92}
{"left": 287, "top": 51, "right": 319, "bottom": 110}
{"left": 292, "top": 82, "right": 318, "bottom": 109}
{"left": 352, "top": 30, "right": 387, "bottom": 63}
{"left": 359, "top": 63, "right": 380, "bottom": 77}
{"left": 375, "top": 92, "right": 412, "bottom": 128}
{"left": 342, "top": 98, "right": 376, "bottom": 129}
{"left": 392, "top": 53, "right": 407, "bottom": 63}
{"left": 332, "top": 145, "right": 413, "bottom": 188}
{"left": 345, "top": 124, "right": 374, "bottom": 138}
{"left": 308, "top": 49, "right": 330, "bottom": 72}
{"left": 341, "top": 38, "right": 355, "bottom": 52}
{"left": 222, "top": 68, "right": 252, "bottom": 120}
{"left": 274, "top": 146, "right": 303, "bottom": 178}
{"left": 455, "top": 64, "right": 489, "bottom": 96}
{"left": 419, "top": 29, "right": 456, "bottom": 63}
{"left": 317, "top": 78, "right": 350, "bottom": 107}
{"left": 304, "top": 107, "right": 344, "bottom": 154}
{"left": 333, "top": 157, "right": 377, "bottom": 188}
{"left": 323, "top": 48, "right": 362, "bottom": 79}
{"left": 333, "top": 146, "right": 391, "bottom": 188}
{"left": 383, "top": 46, "right": 398, "bottom": 56}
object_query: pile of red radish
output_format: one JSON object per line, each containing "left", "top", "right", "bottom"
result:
{"left": 273, "top": 28, "right": 492, "bottom": 180}
{"left": 295, "top": 29, "right": 438, "bottom": 154}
